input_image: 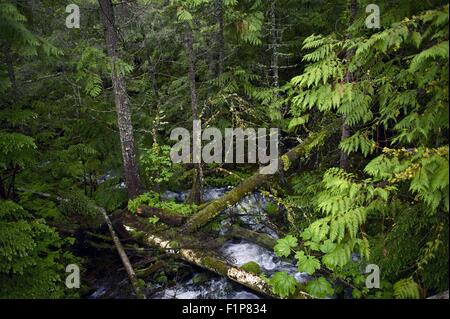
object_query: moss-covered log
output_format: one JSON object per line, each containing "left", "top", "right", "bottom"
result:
{"left": 137, "top": 206, "right": 186, "bottom": 226}
{"left": 225, "top": 225, "right": 277, "bottom": 250}
{"left": 184, "top": 128, "right": 330, "bottom": 232}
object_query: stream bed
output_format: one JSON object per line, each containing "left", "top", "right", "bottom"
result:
{"left": 87, "top": 187, "right": 311, "bottom": 299}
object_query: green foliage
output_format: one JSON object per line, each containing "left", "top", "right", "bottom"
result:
{"left": 393, "top": 278, "right": 420, "bottom": 299}
{"left": 0, "top": 200, "right": 78, "bottom": 298}
{"left": 236, "top": 11, "right": 264, "bottom": 46}
{"left": 305, "top": 277, "right": 334, "bottom": 298}
{"left": 268, "top": 271, "right": 298, "bottom": 298}
{"left": 94, "top": 178, "right": 128, "bottom": 212}
{"left": 0, "top": 3, "right": 52, "bottom": 58}
{"left": 0, "top": 132, "right": 37, "bottom": 169}
{"left": 128, "top": 191, "right": 197, "bottom": 216}
{"left": 148, "top": 216, "right": 160, "bottom": 224}
{"left": 139, "top": 144, "right": 175, "bottom": 189}
{"left": 339, "top": 131, "right": 376, "bottom": 157}
{"left": 370, "top": 201, "right": 449, "bottom": 293}
{"left": 192, "top": 272, "right": 209, "bottom": 285}
{"left": 128, "top": 191, "right": 160, "bottom": 213}
{"left": 74, "top": 44, "right": 109, "bottom": 97}
{"left": 365, "top": 147, "right": 449, "bottom": 213}
{"left": 280, "top": 3, "right": 449, "bottom": 298}
{"left": 59, "top": 192, "right": 99, "bottom": 219}
{"left": 0, "top": 0, "right": 448, "bottom": 300}
{"left": 204, "top": 171, "right": 246, "bottom": 187}
{"left": 58, "top": 192, "right": 103, "bottom": 230}
{"left": 274, "top": 235, "right": 298, "bottom": 258}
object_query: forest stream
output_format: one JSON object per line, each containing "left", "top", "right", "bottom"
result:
{"left": 86, "top": 188, "right": 311, "bottom": 299}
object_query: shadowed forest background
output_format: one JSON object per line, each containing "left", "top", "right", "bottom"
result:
{"left": 0, "top": 0, "right": 448, "bottom": 299}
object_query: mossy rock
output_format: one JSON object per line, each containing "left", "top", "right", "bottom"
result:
{"left": 192, "top": 273, "right": 210, "bottom": 285}
{"left": 239, "top": 261, "right": 262, "bottom": 275}
{"left": 155, "top": 272, "right": 168, "bottom": 284}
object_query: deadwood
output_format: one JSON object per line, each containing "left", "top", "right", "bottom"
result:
{"left": 184, "top": 127, "right": 331, "bottom": 232}
{"left": 99, "top": 207, "right": 146, "bottom": 299}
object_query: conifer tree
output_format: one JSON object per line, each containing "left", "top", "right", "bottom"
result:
{"left": 98, "top": 0, "right": 140, "bottom": 198}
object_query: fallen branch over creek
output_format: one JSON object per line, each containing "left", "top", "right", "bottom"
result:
{"left": 18, "top": 125, "right": 331, "bottom": 300}
{"left": 137, "top": 206, "right": 186, "bottom": 226}
{"left": 121, "top": 214, "right": 312, "bottom": 299}
{"left": 225, "top": 225, "right": 277, "bottom": 250}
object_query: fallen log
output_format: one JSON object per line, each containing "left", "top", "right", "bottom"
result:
{"left": 99, "top": 207, "right": 146, "bottom": 299}
{"left": 184, "top": 127, "right": 330, "bottom": 232}
{"left": 225, "top": 225, "right": 277, "bottom": 250}
{"left": 137, "top": 205, "right": 186, "bottom": 226}
{"left": 123, "top": 220, "right": 312, "bottom": 299}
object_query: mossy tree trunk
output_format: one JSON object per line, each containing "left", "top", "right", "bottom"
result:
{"left": 184, "top": 127, "right": 331, "bottom": 232}
{"left": 225, "top": 225, "right": 277, "bottom": 250}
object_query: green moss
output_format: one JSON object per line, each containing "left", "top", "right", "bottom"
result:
{"left": 281, "top": 154, "right": 291, "bottom": 171}
{"left": 155, "top": 272, "right": 168, "bottom": 284}
{"left": 239, "top": 261, "right": 262, "bottom": 275}
{"left": 203, "top": 257, "right": 228, "bottom": 275}
{"left": 192, "top": 273, "right": 210, "bottom": 285}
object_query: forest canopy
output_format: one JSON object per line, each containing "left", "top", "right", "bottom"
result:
{"left": 0, "top": 0, "right": 448, "bottom": 300}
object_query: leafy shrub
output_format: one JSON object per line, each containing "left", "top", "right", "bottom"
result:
{"left": 128, "top": 191, "right": 197, "bottom": 216}
{"left": 139, "top": 145, "right": 174, "bottom": 189}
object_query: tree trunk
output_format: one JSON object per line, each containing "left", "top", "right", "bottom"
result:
{"left": 137, "top": 205, "right": 186, "bottom": 226}
{"left": 99, "top": 0, "right": 140, "bottom": 199}
{"left": 0, "top": 179, "right": 6, "bottom": 199}
{"left": 184, "top": 127, "right": 331, "bottom": 232}
{"left": 225, "top": 225, "right": 277, "bottom": 250}
{"left": 99, "top": 206, "right": 146, "bottom": 299}
{"left": 215, "top": 0, "right": 225, "bottom": 76}
{"left": 339, "top": 0, "right": 358, "bottom": 171}
{"left": 26, "top": 0, "right": 35, "bottom": 26}
{"left": 269, "top": 0, "right": 279, "bottom": 90}
{"left": 3, "top": 44, "right": 18, "bottom": 99}
{"left": 184, "top": 23, "right": 203, "bottom": 204}
{"left": 145, "top": 42, "right": 160, "bottom": 146}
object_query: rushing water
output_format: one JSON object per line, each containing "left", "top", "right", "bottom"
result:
{"left": 89, "top": 187, "right": 311, "bottom": 299}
